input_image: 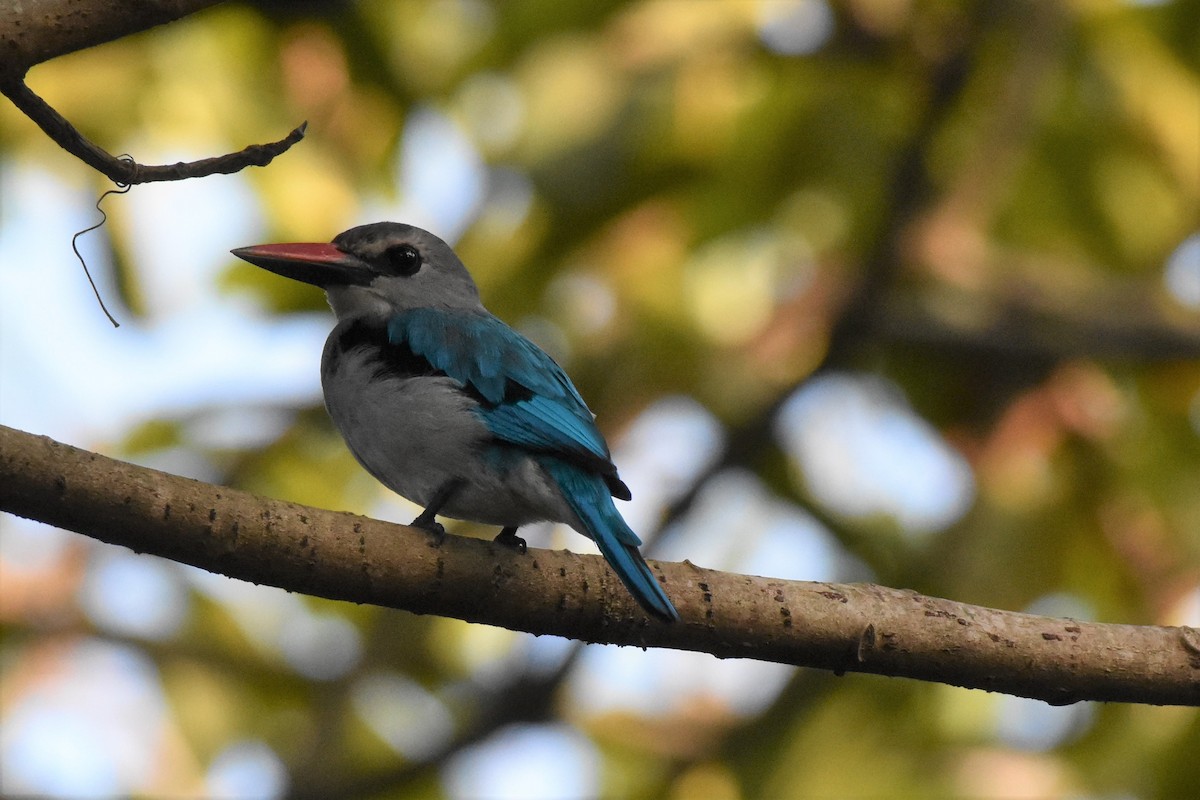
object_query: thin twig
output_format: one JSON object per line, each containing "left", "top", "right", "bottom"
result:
{"left": 71, "top": 161, "right": 134, "bottom": 328}
{"left": 1, "top": 78, "right": 306, "bottom": 184}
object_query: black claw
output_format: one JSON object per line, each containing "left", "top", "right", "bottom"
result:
{"left": 411, "top": 516, "right": 446, "bottom": 546}
{"left": 494, "top": 527, "right": 527, "bottom": 554}
{"left": 410, "top": 479, "right": 463, "bottom": 547}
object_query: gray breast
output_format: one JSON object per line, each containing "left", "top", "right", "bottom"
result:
{"left": 318, "top": 321, "right": 573, "bottom": 528}
{"left": 320, "top": 321, "right": 483, "bottom": 508}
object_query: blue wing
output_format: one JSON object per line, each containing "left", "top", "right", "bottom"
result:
{"left": 388, "top": 308, "right": 627, "bottom": 493}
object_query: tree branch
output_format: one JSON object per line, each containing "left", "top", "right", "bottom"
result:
{"left": 1, "top": 1, "right": 306, "bottom": 184}
{"left": 2, "top": 424, "right": 1196, "bottom": 707}
{"left": 0, "top": 0, "right": 224, "bottom": 82}
{"left": 2, "top": 78, "right": 307, "bottom": 185}
{"left": 879, "top": 297, "right": 1200, "bottom": 362}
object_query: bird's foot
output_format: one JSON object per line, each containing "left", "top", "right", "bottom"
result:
{"left": 494, "top": 527, "right": 527, "bottom": 554}
{"left": 410, "top": 480, "right": 461, "bottom": 547}
{"left": 411, "top": 515, "right": 446, "bottom": 546}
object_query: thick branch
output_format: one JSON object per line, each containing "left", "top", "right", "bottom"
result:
{"left": 0, "top": 0, "right": 223, "bottom": 81}
{"left": 2, "top": 424, "right": 1197, "bottom": 707}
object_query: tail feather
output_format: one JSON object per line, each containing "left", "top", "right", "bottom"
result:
{"left": 543, "top": 460, "right": 679, "bottom": 622}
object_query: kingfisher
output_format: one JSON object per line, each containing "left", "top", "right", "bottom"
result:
{"left": 232, "top": 222, "right": 678, "bottom": 621}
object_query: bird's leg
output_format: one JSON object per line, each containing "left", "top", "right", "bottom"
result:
{"left": 411, "top": 479, "right": 463, "bottom": 545}
{"left": 493, "top": 526, "right": 527, "bottom": 553}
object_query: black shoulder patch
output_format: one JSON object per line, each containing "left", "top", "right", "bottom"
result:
{"left": 334, "top": 321, "right": 441, "bottom": 381}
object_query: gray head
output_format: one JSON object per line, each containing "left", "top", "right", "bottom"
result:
{"left": 232, "top": 222, "right": 482, "bottom": 323}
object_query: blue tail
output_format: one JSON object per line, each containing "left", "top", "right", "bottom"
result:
{"left": 542, "top": 459, "right": 679, "bottom": 622}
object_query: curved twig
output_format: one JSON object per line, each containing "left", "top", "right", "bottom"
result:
{"left": 1, "top": 79, "right": 306, "bottom": 185}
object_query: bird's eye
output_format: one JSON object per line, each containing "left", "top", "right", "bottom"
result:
{"left": 383, "top": 244, "right": 421, "bottom": 276}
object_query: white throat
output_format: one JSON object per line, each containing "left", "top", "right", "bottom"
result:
{"left": 325, "top": 283, "right": 394, "bottom": 323}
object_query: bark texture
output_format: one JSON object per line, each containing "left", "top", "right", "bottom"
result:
{"left": 0, "top": 0, "right": 223, "bottom": 80}
{"left": 3, "top": 425, "right": 1197, "bottom": 706}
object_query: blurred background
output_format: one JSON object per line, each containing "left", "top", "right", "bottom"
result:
{"left": 2, "top": 0, "right": 1198, "bottom": 797}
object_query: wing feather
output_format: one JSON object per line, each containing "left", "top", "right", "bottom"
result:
{"left": 388, "top": 309, "right": 623, "bottom": 486}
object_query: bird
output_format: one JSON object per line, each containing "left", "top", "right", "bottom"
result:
{"left": 232, "top": 222, "right": 679, "bottom": 622}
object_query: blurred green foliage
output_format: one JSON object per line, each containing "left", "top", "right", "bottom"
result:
{"left": 2, "top": 0, "right": 1198, "bottom": 798}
